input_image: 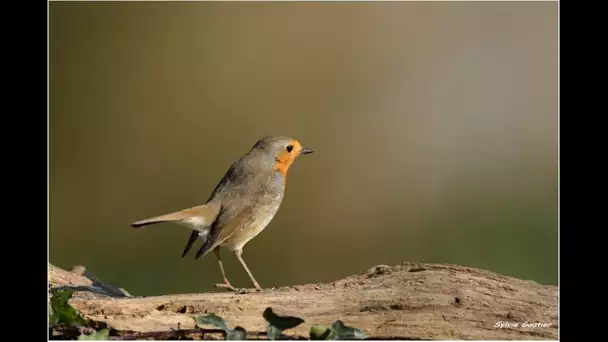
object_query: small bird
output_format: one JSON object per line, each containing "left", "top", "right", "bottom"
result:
{"left": 130, "top": 136, "right": 313, "bottom": 291}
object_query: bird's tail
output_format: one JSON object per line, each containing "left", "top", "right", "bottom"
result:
{"left": 130, "top": 202, "right": 221, "bottom": 228}
{"left": 130, "top": 211, "right": 186, "bottom": 228}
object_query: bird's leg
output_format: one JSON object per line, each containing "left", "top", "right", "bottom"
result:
{"left": 213, "top": 247, "right": 237, "bottom": 291}
{"left": 234, "top": 248, "right": 262, "bottom": 291}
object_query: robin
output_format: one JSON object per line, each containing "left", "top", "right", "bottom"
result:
{"left": 130, "top": 136, "right": 314, "bottom": 291}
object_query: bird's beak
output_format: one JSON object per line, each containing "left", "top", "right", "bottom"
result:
{"left": 300, "top": 147, "right": 314, "bottom": 155}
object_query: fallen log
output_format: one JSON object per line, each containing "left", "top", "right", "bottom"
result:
{"left": 48, "top": 262, "right": 558, "bottom": 340}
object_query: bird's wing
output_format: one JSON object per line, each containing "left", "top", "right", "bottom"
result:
{"left": 173, "top": 202, "right": 221, "bottom": 258}
{"left": 181, "top": 230, "right": 201, "bottom": 258}
{"left": 193, "top": 201, "right": 257, "bottom": 259}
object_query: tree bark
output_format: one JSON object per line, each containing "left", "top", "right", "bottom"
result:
{"left": 49, "top": 262, "right": 558, "bottom": 340}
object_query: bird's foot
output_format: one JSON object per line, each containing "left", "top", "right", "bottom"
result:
{"left": 214, "top": 283, "right": 262, "bottom": 294}
{"left": 237, "top": 287, "right": 262, "bottom": 294}
{"left": 215, "top": 282, "right": 238, "bottom": 292}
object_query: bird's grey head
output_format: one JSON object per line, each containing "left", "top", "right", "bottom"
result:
{"left": 246, "top": 136, "right": 314, "bottom": 172}
{"left": 252, "top": 136, "right": 313, "bottom": 158}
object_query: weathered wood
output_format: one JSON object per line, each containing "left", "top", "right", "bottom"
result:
{"left": 49, "top": 262, "right": 558, "bottom": 340}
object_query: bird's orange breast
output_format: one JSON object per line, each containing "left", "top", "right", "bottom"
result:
{"left": 274, "top": 139, "right": 303, "bottom": 179}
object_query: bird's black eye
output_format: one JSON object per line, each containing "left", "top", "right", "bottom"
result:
{"left": 286, "top": 145, "right": 293, "bottom": 152}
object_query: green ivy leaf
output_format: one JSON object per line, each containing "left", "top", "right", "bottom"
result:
{"left": 263, "top": 307, "right": 305, "bottom": 330}
{"left": 266, "top": 325, "right": 282, "bottom": 340}
{"left": 49, "top": 302, "right": 55, "bottom": 325}
{"left": 226, "top": 326, "right": 247, "bottom": 340}
{"left": 195, "top": 314, "right": 229, "bottom": 331}
{"left": 262, "top": 307, "right": 305, "bottom": 340}
{"left": 195, "top": 314, "right": 247, "bottom": 340}
{"left": 78, "top": 329, "right": 110, "bottom": 340}
{"left": 49, "top": 290, "right": 87, "bottom": 327}
{"left": 329, "top": 320, "right": 367, "bottom": 340}
{"left": 310, "top": 325, "right": 331, "bottom": 340}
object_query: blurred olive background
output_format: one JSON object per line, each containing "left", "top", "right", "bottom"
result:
{"left": 49, "top": 2, "right": 558, "bottom": 296}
